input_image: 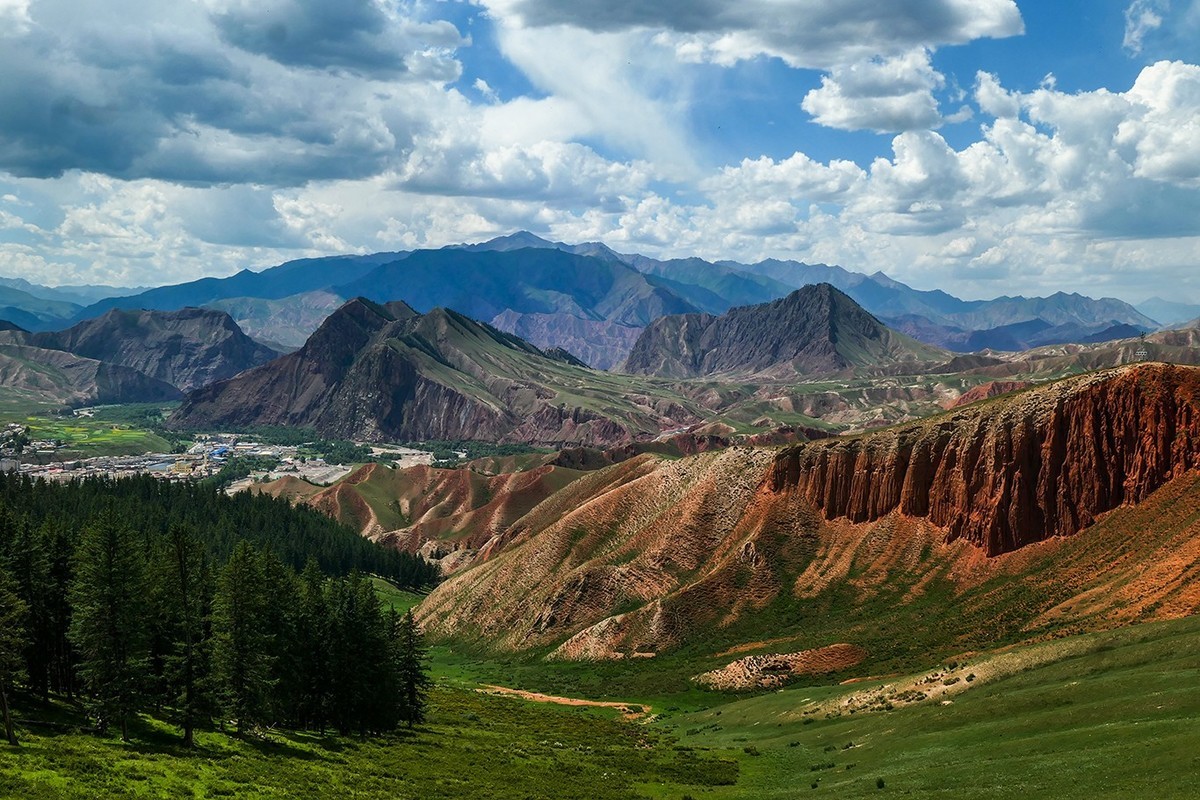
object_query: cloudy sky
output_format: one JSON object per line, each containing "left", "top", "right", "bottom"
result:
{"left": 0, "top": 0, "right": 1197, "bottom": 303}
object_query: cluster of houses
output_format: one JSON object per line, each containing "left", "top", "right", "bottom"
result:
{"left": 10, "top": 434, "right": 298, "bottom": 484}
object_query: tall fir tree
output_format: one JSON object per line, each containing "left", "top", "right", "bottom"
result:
{"left": 157, "top": 524, "right": 215, "bottom": 747}
{"left": 394, "top": 609, "right": 431, "bottom": 729}
{"left": 259, "top": 549, "right": 300, "bottom": 726}
{"left": 212, "top": 541, "right": 274, "bottom": 735}
{"left": 40, "top": 520, "right": 75, "bottom": 699}
{"left": 8, "top": 516, "right": 51, "bottom": 701}
{"left": 67, "top": 509, "right": 149, "bottom": 741}
{"left": 0, "top": 560, "right": 28, "bottom": 746}
{"left": 294, "top": 558, "right": 331, "bottom": 731}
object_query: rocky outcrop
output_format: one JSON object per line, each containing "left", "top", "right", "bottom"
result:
{"left": 622, "top": 284, "right": 945, "bottom": 379}
{"left": 771, "top": 364, "right": 1200, "bottom": 555}
{"left": 695, "top": 644, "right": 868, "bottom": 691}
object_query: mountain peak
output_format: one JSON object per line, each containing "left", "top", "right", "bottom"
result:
{"left": 452, "top": 230, "right": 558, "bottom": 252}
{"left": 624, "top": 281, "right": 944, "bottom": 379}
{"left": 170, "top": 297, "right": 700, "bottom": 446}
{"left": 30, "top": 306, "right": 276, "bottom": 392}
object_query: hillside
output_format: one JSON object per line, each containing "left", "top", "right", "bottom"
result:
{"left": 169, "top": 297, "right": 703, "bottom": 446}
{"left": 417, "top": 364, "right": 1200, "bottom": 678}
{"left": 29, "top": 307, "right": 278, "bottom": 392}
{"left": 623, "top": 283, "right": 946, "bottom": 379}
{"left": 257, "top": 460, "right": 590, "bottom": 571}
{"left": 0, "top": 343, "right": 182, "bottom": 407}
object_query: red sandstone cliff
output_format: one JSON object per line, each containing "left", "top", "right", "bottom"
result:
{"left": 771, "top": 364, "right": 1200, "bottom": 555}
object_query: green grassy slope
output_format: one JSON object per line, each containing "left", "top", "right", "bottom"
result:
{"left": 660, "top": 615, "right": 1200, "bottom": 798}
{"left": 3, "top": 612, "right": 1197, "bottom": 798}
{"left": 0, "top": 687, "right": 736, "bottom": 800}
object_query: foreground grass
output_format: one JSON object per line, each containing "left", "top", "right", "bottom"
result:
{"left": 661, "top": 615, "right": 1200, "bottom": 798}
{"left": 4, "top": 616, "right": 1200, "bottom": 797}
{"left": 0, "top": 686, "right": 736, "bottom": 799}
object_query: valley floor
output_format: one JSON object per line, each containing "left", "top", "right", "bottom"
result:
{"left": 4, "top": 614, "right": 1199, "bottom": 798}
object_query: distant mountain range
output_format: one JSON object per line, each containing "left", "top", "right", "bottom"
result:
{"left": 168, "top": 298, "right": 704, "bottom": 446}
{"left": 1136, "top": 297, "right": 1200, "bottom": 327}
{"left": 24, "top": 308, "right": 278, "bottom": 392}
{"left": 0, "top": 308, "right": 279, "bottom": 409}
{"left": 624, "top": 284, "right": 945, "bottom": 379}
{"left": 4, "top": 232, "right": 1168, "bottom": 370}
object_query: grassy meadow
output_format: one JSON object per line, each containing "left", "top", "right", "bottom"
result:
{"left": 0, "top": 686, "right": 736, "bottom": 800}
{"left": 0, "top": 402, "right": 180, "bottom": 459}
{"left": 659, "top": 614, "right": 1200, "bottom": 798}
{"left": 5, "top": 603, "right": 1199, "bottom": 798}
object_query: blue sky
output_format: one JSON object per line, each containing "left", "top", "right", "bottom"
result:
{"left": 0, "top": 0, "right": 1197, "bottom": 304}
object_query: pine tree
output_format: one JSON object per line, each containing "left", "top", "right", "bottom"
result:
{"left": 0, "top": 561, "right": 28, "bottom": 746}
{"left": 348, "top": 574, "right": 391, "bottom": 734}
{"left": 212, "top": 541, "right": 274, "bottom": 735}
{"left": 294, "top": 559, "right": 331, "bottom": 731}
{"left": 394, "top": 609, "right": 431, "bottom": 729}
{"left": 259, "top": 549, "right": 300, "bottom": 726}
{"left": 325, "top": 576, "right": 362, "bottom": 736}
{"left": 9, "top": 516, "right": 51, "bottom": 701}
{"left": 68, "top": 509, "right": 149, "bottom": 741}
{"left": 159, "top": 524, "right": 214, "bottom": 747}
{"left": 40, "top": 520, "right": 75, "bottom": 699}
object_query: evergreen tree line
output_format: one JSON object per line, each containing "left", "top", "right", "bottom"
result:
{"left": 0, "top": 473, "right": 437, "bottom": 746}
{"left": 0, "top": 516, "right": 431, "bottom": 745}
{"left": 0, "top": 472, "right": 440, "bottom": 587}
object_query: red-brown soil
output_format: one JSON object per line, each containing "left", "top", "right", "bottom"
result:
{"left": 945, "top": 380, "right": 1032, "bottom": 409}
{"left": 772, "top": 364, "right": 1200, "bottom": 554}
{"left": 256, "top": 461, "right": 587, "bottom": 570}
{"left": 417, "top": 365, "right": 1200, "bottom": 665}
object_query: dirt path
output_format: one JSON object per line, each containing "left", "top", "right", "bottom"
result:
{"left": 478, "top": 685, "right": 652, "bottom": 719}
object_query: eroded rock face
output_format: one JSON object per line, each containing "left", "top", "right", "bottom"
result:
{"left": 771, "top": 364, "right": 1200, "bottom": 555}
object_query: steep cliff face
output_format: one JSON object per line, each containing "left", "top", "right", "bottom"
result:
{"left": 771, "top": 364, "right": 1200, "bottom": 555}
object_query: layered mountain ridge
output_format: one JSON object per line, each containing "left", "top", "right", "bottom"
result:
{"left": 416, "top": 364, "right": 1200, "bottom": 665}
{"left": 27, "top": 307, "right": 278, "bottom": 392}
{"left": 169, "top": 297, "right": 702, "bottom": 445}
{"left": 623, "top": 283, "right": 946, "bottom": 378}
{"left": 19, "top": 232, "right": 1168, "bottom": 369}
